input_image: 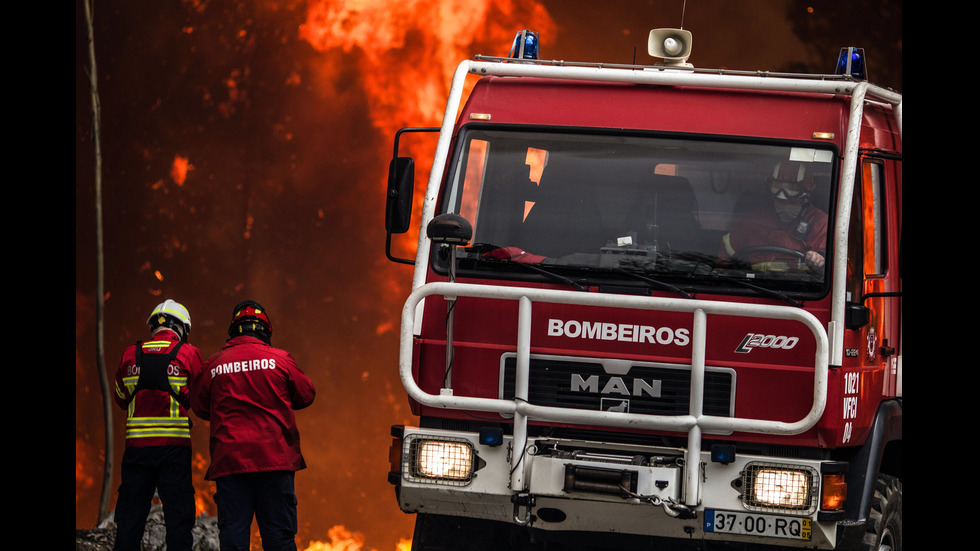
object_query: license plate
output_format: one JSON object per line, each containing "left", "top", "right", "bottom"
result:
{"left": 704, "top": 509, "right": 811, "bottom": 541}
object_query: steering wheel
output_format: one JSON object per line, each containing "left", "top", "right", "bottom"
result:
{"left": 732, "top": 246, "right": 806, "bottom": 262}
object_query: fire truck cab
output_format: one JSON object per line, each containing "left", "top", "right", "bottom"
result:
{"left": 384, "top": 29, "right": 902, "bottom": 550}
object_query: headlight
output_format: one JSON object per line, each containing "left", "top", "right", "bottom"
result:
{"left": 741, "top": 462, "right": 818, "bottom": 513}
{"left": 405, "top": 436, "right": 476, "bottom": 486}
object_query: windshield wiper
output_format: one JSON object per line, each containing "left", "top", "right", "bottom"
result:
{"left": 511, "top": 262, "right": 589, "bottom": 292}
{"left": 469, "top": 244, "right": 589, "bottom": 291}
{"left": 613, "top": 268, "right": 694, "bottom": 299}
{"left": 713, "top": 275, "right": 803, "bottom": 307}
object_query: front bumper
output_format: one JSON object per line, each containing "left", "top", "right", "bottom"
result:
{"left": 390, "top": 426, "right": 844, "bottom": 549}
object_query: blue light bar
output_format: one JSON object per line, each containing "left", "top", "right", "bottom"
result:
{"left": 509, "top": 30, "right": 539, "bottom": 60}
{"left": 835, "top": 47, "right": 868, "bottom": 80}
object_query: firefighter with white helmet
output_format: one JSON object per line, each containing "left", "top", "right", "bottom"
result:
{"left": 191, "top": 300, "right": 316, "bottom": 551}
{"left": 145, "top": 299, "right": 192, "bottom": 341}
{"left": 112, "top": 299, "right": 203, "bottom": 551}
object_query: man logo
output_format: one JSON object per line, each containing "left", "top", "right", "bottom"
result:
{"left": 570, "top": 374, "right": 662, "bottom": 398}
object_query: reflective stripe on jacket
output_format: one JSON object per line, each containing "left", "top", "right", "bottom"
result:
{"left": 114, "top": 330, "right": 203, "bottom": 447}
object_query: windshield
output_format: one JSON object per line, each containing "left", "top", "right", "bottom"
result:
{"left": 438, "top": 127, "right": 836, "bottom": 297}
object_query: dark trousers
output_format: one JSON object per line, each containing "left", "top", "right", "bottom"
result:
{"left": 214, "top": 470, "right": 298, "bottom": 551}
{"left": 113, "top": 446, "right": 195, "bottom": 551}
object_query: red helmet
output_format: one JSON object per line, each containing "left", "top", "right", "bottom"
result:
{"left": 768, "top": 161, "right": 815, "bottom": 200}
{"left": 229, "top": 300, "right": 272, "bottom": 340}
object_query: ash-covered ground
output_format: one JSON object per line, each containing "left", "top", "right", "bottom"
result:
{"left": 75, "top": 506, "right": 219, "bottom": 551}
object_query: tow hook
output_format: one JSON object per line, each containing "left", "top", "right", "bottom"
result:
{"left": 663, "top": 500, "right": 696, "bottom": 519}
{"left": 512, "top": 493, "right": 535, "bottom": 526}
{"left": 631, "top": 492, "right": 696, "bottom": 519}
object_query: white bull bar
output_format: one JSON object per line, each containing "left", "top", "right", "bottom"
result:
{"left": 399, "top": 281, "right": 829, "bottom": 507}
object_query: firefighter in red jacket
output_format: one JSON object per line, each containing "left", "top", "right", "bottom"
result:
{"left": 113, "top": 299, "right": 203, "bottom": 551}
{"left": 192, "top": 300, "right": 316, "bottom": 551}
{"left": 721, "top": 160, "right": 828, "bottom": 273}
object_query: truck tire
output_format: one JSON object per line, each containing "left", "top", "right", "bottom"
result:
{"left": 861, "top": 474, "right": 902, "bottom": 551}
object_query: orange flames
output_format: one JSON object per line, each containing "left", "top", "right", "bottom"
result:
{"left": 299, "top": 0, "right": 556, "bottom": 270}
{"left": 299, "top": 0, "right": 556, "bottom": 137}
{"left": 303, "top": 525, "right": 411, "bottom": 551}
{"left": 290, "top": 6, "right": 557, "bottom": 548}
{"left": 77, "top": 1, "right": 558, "bottom": 549}
{"left": 77, "top": 1, "right": 903, "bottom": 548}
{"left": 171, "top": 155, "right": 193, "bottom": 186}
{"left": 75, "top": 439, "right": 96, "bottom": 502}
{"left": 192, "top": 452, "right": 215, "bottom": 516}
{"left": 293, "top": 3, "right": 555, "bottom": 547}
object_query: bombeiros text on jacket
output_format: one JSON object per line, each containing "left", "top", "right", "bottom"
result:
{"left": 209, "top": 358, "right": 277, "bottom": 378}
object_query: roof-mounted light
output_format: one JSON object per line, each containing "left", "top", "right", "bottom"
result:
{"left": 648, "top": 28, "right": 693, "bottom": 68}
{"left": 835, "top": 47, "right": 868, "bottom": 80}
{"left": 509, "top": 29, "right": 540, "bottom": 60}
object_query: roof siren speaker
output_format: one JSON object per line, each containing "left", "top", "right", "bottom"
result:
{"left": 648, "top": 28, "right": 693, "bottom": 68}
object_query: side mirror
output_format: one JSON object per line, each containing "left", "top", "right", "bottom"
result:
{"left": 386, "top": 157, "right": 414, "bottom": 234}
{"left": 384, "top": 127, "right": 439, "bottom": 265}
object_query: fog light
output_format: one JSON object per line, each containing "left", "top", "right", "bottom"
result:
{"left": 742, "top": 462, "right": 818, "bottom": 513}
{"left": 406, "top": 436, "right": 476, "bottom": 486}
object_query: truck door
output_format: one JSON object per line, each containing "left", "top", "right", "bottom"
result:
{"left": 845, "top": 154, "right": 902, "bottom": 398}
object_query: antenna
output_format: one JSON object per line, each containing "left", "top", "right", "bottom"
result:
{"left": 680, "top": 0, "right": 688, "bottom": 29}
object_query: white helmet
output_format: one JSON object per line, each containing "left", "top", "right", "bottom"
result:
{"left": 146, "top": 299, "right": 192, "bottom": 339}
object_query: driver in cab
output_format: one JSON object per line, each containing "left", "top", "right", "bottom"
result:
{"left": 720, "top": 161, "right": 828, "bottom": 272}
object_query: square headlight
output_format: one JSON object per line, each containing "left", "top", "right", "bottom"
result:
{"left": 405, "top": 436, "right": 476, "bottom": 486}
{"left": 741, "top": 462, "right": 818, "bottom": 513}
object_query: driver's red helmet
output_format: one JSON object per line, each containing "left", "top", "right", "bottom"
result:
{"left": 768, "top": 161, "right": 815, "bottom": 199}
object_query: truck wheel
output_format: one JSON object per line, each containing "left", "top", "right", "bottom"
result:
{"left": 861, "top": 474, "right": 902, "bottom": 551}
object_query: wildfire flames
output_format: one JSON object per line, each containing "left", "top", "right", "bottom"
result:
{"left": 77, "top": 1, "right": 899, "bottom": 549}
{"left": 291, "top": 6, "right": 552, "bottom": 546}
{"left": 298, "top": 0, "right": 555, "bottom": 267}
{"left": 305, "top": 525, "right": 412, "bottom": 551}
{"left": 77, "top": 0, "right": 554, "bottom": 549}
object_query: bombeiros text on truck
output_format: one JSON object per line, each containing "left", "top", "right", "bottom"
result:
{"left": 383, "top": 27, "right": 901, "bottom": 550}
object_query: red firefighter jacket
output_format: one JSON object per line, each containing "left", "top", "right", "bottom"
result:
{"left": 720, "top": 204, "right": 828, "bottom": 271}
{"left": 192, "top": 336, "right": 316, "bottom": 480}
{"left": 113, "top": 329, "right": 203, "bottom": 447}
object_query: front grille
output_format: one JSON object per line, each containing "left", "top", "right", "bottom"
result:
{"left": 500, "top": 354, "right": 734, "bottom": 417}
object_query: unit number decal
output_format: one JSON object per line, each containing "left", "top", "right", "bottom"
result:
{"left": 841, "top": 371, "right": 860, "bottom": 444}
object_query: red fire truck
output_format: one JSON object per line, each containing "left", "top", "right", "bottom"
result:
{"left": 384, "top": 29, "right": 902, "bottom": 550}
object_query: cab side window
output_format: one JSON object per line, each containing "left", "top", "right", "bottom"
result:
{"left": 846, "top": 159, "right": 887, "bottom": 297}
